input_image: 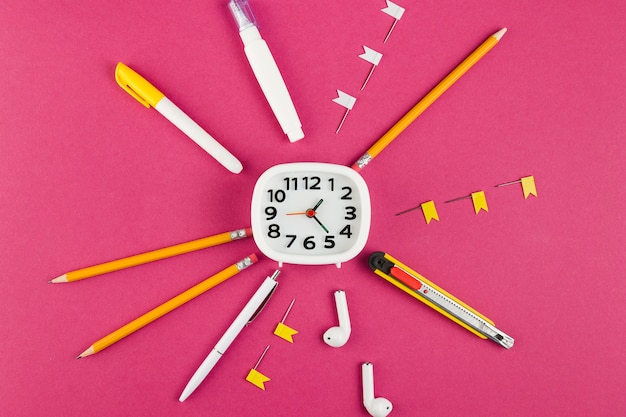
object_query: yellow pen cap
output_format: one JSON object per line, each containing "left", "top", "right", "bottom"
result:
{"left": 115, "top": 62, "right": 165, "bottom": 108}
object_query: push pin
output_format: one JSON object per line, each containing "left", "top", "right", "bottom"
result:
{"left": 274, "top": 298, "right": 299, "bottom": 343}
{"left": 359, "top": 46, "right": 383, "bottom": 90}
{"left": 495, "top": 175, "right": 537, "bottom": 199}
{"left": 381, "top": 0, "right": 405, "bottom": 43}
{"left": 395, "top": 200, "right": 439, "bottom": 224}
{"left": 445, "top": 191, "right": 489, "bottom": 214}
{"left": 332, "top": 90, "right": 357, "bottom": 133}
{"left": 245, "top": 345, "right": 271, "bottom": 390}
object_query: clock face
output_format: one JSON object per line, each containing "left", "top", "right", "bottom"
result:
{"left": 251, "top": 163, "right": 371, "bottom": 266}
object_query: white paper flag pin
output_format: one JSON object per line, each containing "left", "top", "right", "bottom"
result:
{"left": 381, "top": 0, "right": 405, "bottom": 43}
{"left": 359, "top": 46, "right": 383, "bottom": 90}
{"left": 332, "top": 90, "right": 357, "bottom": 133}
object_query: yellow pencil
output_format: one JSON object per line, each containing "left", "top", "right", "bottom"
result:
{"left": 50, "top": 227, "right": 252, "bottom": 283}
{"left": 351, "top": 28, "right": 507, "bottom": 172}
{"left": 77, "top": 254, "right": 258, "bottom": 358}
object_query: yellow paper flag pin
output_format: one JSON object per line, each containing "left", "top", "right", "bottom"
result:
{"left": 245, "top": 345, "right": 271, "bottom": 390}
{"left": 274, "top": 299, "right": 299, "bottom": 343}
{"left": 495, "top": 175, "right": 538, "bottom": 199}
{"left": 395, "top": 200, "right": 440, "bottom": 224}
{"left": 445, "top": 191, "right": 489, "bottom": 214}
{"left": 471, "top": 191, "right": 489, "bottom": 214}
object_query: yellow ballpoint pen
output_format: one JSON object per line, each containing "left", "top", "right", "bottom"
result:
{"left": 115, "top": 62, "right": 243, "bottom": 174}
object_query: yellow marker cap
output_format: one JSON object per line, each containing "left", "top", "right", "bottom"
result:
{"left": 115, "top": 62, "right": 165, "bottom": 108}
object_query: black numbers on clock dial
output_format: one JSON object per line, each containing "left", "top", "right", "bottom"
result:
{"left": 275, "top": 231, "right": 339, "bottom": 250}
{"left": 264, "top": 175, "right": 359, "bottom": 248}
{"left": 267, "top": 189, "right": 286, "bottom": 203}
{"left": 282, "top": 176, "right": 321, "bottom": 191}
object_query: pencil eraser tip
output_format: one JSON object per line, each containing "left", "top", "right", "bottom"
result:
{"left": 351, "top": 164, "right": 361, "bottom": 172}
{"left": 245, "top": 227, "right": 253, "bottom": 236}
{"left": 249, "top": 253, "right": 259, "bottom": 263}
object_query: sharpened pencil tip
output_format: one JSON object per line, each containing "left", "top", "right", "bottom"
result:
{"left": 77, "top": 346, "right": 95, "bottom": 358}
{"left": 49, "top": 274, "right": 68, "bottom": 284}
{"left": 493, "top": 28, "right": 507, "bottom": 41}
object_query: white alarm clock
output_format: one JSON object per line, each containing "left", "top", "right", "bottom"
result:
{"left": 251, "top": 163, "right": 371, "bottom": 267}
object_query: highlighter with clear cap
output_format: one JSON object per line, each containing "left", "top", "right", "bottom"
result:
{"left": 115, "top": 63, "right": 243, "bottom": 174}
{"left": 228, "top": 0, "right": 304, "bottom": 142}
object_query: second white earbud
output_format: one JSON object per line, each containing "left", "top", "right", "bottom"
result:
{"left": 323, "top": 290, "right": 351, "bottom": 347}
{"left": 362, "top": 362, "right": 393, "bottom": 417}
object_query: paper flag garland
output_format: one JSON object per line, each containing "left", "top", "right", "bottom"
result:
{"left": 398, "top": 175, "right": 536, "bottom": 224}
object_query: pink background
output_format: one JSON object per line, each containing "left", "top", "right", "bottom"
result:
{"left": 1, "top": 0, "right": 625, "bottom": 416}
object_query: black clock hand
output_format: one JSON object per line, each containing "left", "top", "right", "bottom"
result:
{"left": 312, "top": 215, "right": 329, "bottom": 233}
{"left": 312, "top": 199, "right": 324, "bottom": 211}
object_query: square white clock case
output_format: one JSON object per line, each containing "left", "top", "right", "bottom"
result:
{"left": 251, "top": 162, "right": 371, "bottom": 267}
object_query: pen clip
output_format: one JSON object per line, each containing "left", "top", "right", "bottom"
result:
{"left": 115, "top": 62, "right": 165, "bottom": 108}
{"left": 248, "top": 270, "right": 280, "bottom": 324}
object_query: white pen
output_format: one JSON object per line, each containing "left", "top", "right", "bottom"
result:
{"left": 115, "top": 62, "right": 243, "bottom": 174}
{"left": 228, "top": 0, "right": 304, "bottom": 143}
{"left": 179, "top": 270, "right": 280, "bottom": 402}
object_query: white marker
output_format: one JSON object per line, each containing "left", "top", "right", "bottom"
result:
{"left": 115, "top": 63, "right": 243, "bottom": 174}
{"left": 229, "top": 0, "right": 304, "bottom": 142}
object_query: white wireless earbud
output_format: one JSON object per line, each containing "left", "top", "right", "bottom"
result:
{"left": 362, "top": 362, "right": 393, "bottom": 417}
{"left": 323, "top": 290, "right": 351, "bottom": 347}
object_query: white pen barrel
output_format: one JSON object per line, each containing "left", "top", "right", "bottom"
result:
{"left": 179, "top": 349, "right": 222, "bottom": 402}
{"left": 214, "top": 277, "right": 277, "bottom": 353}
{"left": 240, "top": 27, "right": 303, "bottom": 142}
{"left": 179, "top": 277, "right": 277, "bottom": 401}
{"left": 155, "top": 98, "right": 243, "bottom": 174}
